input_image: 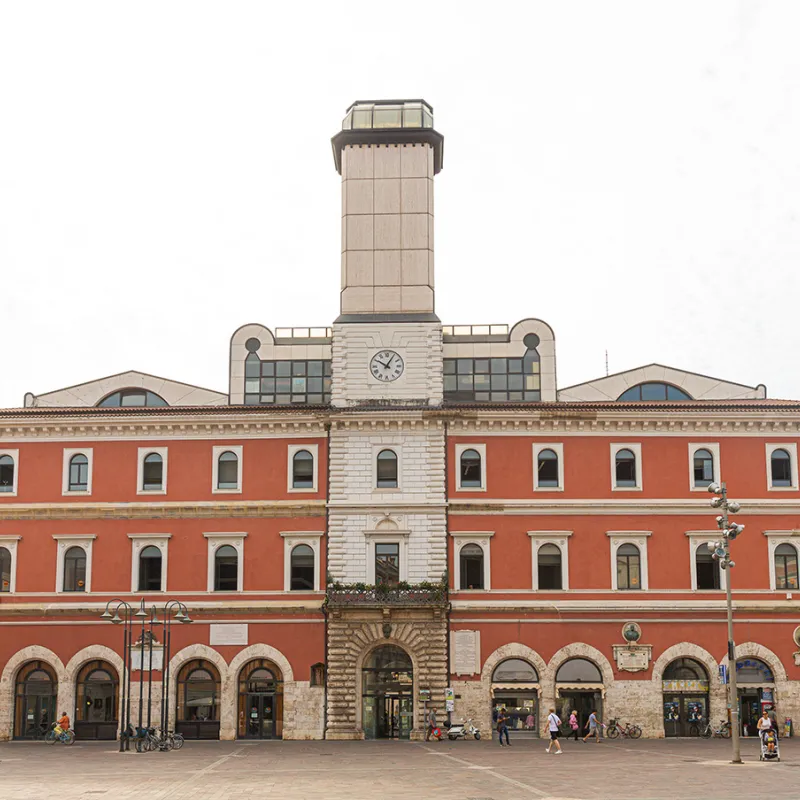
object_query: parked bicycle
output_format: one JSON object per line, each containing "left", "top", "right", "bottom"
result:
{"left": 45, "top": 723, "right": 75, "bottom": 746}
{"left": 689, "top": 719, "right": 731, "bottom": 739}
{"left": 606, "top": 719, "right": 642, "bottom": 739}
{"left": 135, "top": 727, "right": 185, "bottom": 752}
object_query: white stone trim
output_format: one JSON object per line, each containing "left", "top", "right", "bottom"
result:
{"left": 685, "top": 531, "right": 727, "bottom": 591}
{"left": 204, "top": 532, "right": 247, "bottom": 592}
{"left": 532, "top": 442, "right": 564, "bottom": 492}
{"left": 455, "top": 443, "right": 486, "bottom": 492}
{"left": 608, "top": 531, "right": 650, "bottom": 591}
{"left": 212, "top": 445, "right": 243, "bottom": 494}
{"left": 687, "top": 442, "right": 720, "bottom": 492}
{"left": 53, "top": 534, "right": 95, "bottom": 594}
{"left": 128, "top": 534, "right": 171, "bottom": 592}
{"left": 136, "top": 446, "right": 168, "bottom": 495}
{"left": 0, "top": 536, "right": 21, "bottom": 593}
{"left": 372, "top": 444, "right": 402, "bottom": 491}
{"left": 281, "top": 531, "right": 324, "bottom": 591}
{"left": 450, "top": 531, "right": 493, "bottom": 591}
{"left": 0, "top": 448, "right": 19, "bottom": 496}
{"left": 62, "top": 447, "right": 93, "bottom": 495}
{"left": 610, "top": 443, "right": 642, "bottom": 491}
{"left": 763, "top": 530, "right": 800, "bottom": 591}
{"left": 287, "top": 444, "right": 319, "bottom": 493}
{"left": 364, "top": 528, "right": 410, "bottom": 583}
{"left": 766, "top": 443, "right": 798, "bottom": 491}
{"left": 528, "top": 531, "right": 572, "bottom": 591}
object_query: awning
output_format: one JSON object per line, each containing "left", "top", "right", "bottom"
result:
{"left": 491, "top": 683, "right": 540, "bottom": 692}
{"left": 557, "top": 683, "right": 604, "bottom": 694}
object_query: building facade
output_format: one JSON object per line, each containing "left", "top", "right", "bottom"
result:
{"left": 1, "top": 100, "right": 799, "bottom": 742}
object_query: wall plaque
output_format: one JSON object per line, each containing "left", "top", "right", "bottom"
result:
{"left": 451, "top": 630, "right": 480, "bottom": 676}
{"left": 613, "top": 644, "right": 652, "bottom": 673}
{"left": 131, "top": 648, "right": 164, "bottom": 671}
{"left": 210, "top": 623, "right": 248, "bottom": 646}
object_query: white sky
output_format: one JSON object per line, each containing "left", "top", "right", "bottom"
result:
{"left": 1, "top": 1, "right": 798, "bottom": 407}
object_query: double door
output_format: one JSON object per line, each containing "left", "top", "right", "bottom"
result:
{"left": 363, "top": 694, "right": 412, "bottom": 739}
{"left": 559, "top": 691, "right": 602, "bottom": 736}
{"left": 16, "top": 694, "right": 56, "bottom": 740}
{"left": 663, "top": 694, "right": 707, "bottom": 737}
{"left": 245, "top": 693, "right": 277, "bottom": 739}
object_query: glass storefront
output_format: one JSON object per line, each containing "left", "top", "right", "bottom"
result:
{"left": 491, "top": 659, "right": 539, "bottom": 736}
{"left": 736, "top": 658, "right": 776, "bottom": 736}
{"left": 75, "top": 660, "right": 119, "bottom": 740}
{"left": 14, "top": 661, "right": 57, "bottom": 740}
{"left": 176, "top": 659, "right": 221, "bottom": 739}
{"left": 556, "top": 659, "right": 605, "bottom": 735}
{"left": 662, "top": 658, "right": 709, "bottom": 737}
{"left": 237, "top": 659, "right": 284, "bottom": 739}
{"left": 362, "top": 645, "right": 413, "bottom": 739}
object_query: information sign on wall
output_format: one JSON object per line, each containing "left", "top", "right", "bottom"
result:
{"left": 210, "top": 623, "right": 248, "bottom": 645}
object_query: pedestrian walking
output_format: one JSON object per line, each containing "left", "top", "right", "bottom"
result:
{"left": 582, "top": 709, "right": 601, "bottom": 743}
{"left": 545, "top": 708, "right": 563, "bottom": 754}
{"left": 425, "top": 707, "right": 441, "bottom": 741}
{"left": 496, "top": 707, "right": 511, "bottom": 746}
{"left": 568, "top": 709, "right": 579, "bottom": 741}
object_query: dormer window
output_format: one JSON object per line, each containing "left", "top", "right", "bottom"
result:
{"left": 617, "top": 383, "right": 691, "bottom": 401}
{"left": 98, "top": 389, "right": 168, "bottom": 407}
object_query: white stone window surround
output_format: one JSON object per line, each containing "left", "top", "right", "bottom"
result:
{"left": 0, "top": 448, "right": 20, "bottom": 496}
{"left": 685, "top": 530, "right": 727, "bottom": 591}
{"left": 62, "top": 447, "right": 94, "bottom": 496}
{"left": 528, "top": 531, "right": 572, "bottom": 591}
{"left": 764, "top": 530, "right": 800, "bottom": 591}
{"left": 765, "top": 443, "right": 799, "bottom": 491}
{"left": 365, "top": 529, "right": 410, "bottom": 584}
{"left": 281, "top": 531, "right": 324, "bottom": 591}
{"left": 129, "top": 534, "right": 171, "bottom": 592}
{"left": 533, "top": 443, "right": 564, "bottom": 492}
{"left": 137, "top": 446, "right": 169, "bottom": 495}
{"left": 53, "top": 534, "right": 95, "bottom": 593}
{"left": 687, "top": 442, "right": 721, "bottom": 492}
{"left": 372, "top": 444, "right": 402, "bottom": 491}
{"left": 212, "top": 445, "right": 243, "bottom": 494}
{"left": 455, "top": 443, "right": 487, "bottom": 492}
{"left": 607, "top": 531, "right": 651, "bottom": 591}
{"left": 450, "top": 531, "right": 493, "bottom": 591}
{"left": 610, "top": 443, "right": 643, "bottom": 491}
{"left": 204, "top": 532, "right": 247, "bottom": 592}
{"left": 287, "top": 444, "right": 320, "bottom": 493}
{"left": 0, "top": 536, "right": 21, "bottom": 593}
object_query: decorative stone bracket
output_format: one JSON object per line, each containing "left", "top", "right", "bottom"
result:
{"left": 613, "top": 644, "right": 652, "bottom": 673}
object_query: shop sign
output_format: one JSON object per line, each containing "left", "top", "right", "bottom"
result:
{"left": 419, "top": 688, "right": 431, "bottom": 703}
{"left": 719, "top": 664, "right": 728, "bottom": 685}
{"left": 662, "top": 679, "right": 709, "bottom": 692}
{"left": 445, "top": 687, "right": 455, "bottom": 712}
{"left": 762, "top": 689, "right": 774, "bottom": 703}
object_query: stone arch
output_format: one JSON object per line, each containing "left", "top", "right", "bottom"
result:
{"left": 64, "top": 645, "right": 125, "bottom": 731}
{"left": 545, "top": 643, "right": 615, "bottom": 685}
{"left": 167, "top": 644, "right": 228, "bottom": 734}
{"left": 228, "top": 644, "right": 294, "bottom": 683}
{"left": 0, "top": 646, "right": 67, "bottom": 741}
{"left": 719, "top": 641, "right": 788, "bottom": 683}
{"left": 651, "top": 642, "right": 718, "bottom": 683}
{"left": 481, "top": 643, "right": 548, "bottom": 684}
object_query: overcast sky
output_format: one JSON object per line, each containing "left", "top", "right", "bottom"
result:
{"left": 1, "top": 1, "right": 798, "bottom": 407}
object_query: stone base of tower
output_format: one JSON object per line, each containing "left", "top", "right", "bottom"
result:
{"left": 325, "top": 598, "right": 448, "bottom": 741}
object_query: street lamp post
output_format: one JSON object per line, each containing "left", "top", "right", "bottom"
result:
{"left": 707, "top": 481, "right": 745, "bottom": 764}
{"left": 159, "top": 601, "right": 192, "bottom": 736}
{"left": 101, "top": 599, "right": 134, "bottom": 752}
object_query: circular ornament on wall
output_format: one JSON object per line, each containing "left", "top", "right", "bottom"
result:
{"left": 622, "top": 622, "right": 642, "bottom": 643}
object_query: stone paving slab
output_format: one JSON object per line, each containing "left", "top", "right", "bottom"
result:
{"left": 0, "top": 737, "right": 795, "bottom": 800}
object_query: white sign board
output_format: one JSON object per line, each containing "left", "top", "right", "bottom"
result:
{"left": 210, "top": 623, "right": 248, "bottom": 646}
{"left": 132, "top": 649, "right": 164, "bottom": 671}
{"left": 451, "top": 630, "right": 480, "bottom": 676}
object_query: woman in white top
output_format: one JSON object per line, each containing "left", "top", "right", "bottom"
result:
{"left": 757, "top": 710, "right": 773, "bottom": 743}
{"left": 545, "top": 708, "right": 563, "bottom": 754}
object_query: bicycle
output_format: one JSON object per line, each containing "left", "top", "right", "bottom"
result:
{"left": 606, "top": 719, "right": 642, "bottom": 739}
{"left": 689, "top": 719, "right": 731, "bottom": 739}
{"left": 44, "top": 724, "right": 76, "bottom": 746}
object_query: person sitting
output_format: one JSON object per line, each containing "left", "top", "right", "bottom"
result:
{"left": 56, "top": 711, "right": 70, "bottom": 734}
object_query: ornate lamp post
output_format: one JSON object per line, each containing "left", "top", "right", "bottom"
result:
{"left": 159, "top": 601, "right": 192, "bottom": 736}
{"left": 707, "top": 481, "right": 745, "bottom": 764}
{"left": 100, "top": 599, "right": 134, "bottom": 752}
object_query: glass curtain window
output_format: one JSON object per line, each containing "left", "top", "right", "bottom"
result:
{"left": 217, "top": 451, "right": 239, "bottom": 489}
{"left": 63, "top": 546, "right": 87, "bottom": 592}
{"left": 142, "top": 453, "right": 163, "bottom": 490}
{"left": 214, "top": 545, "right": 238, "bottom": 591}
{"left": 138, "top": 545, "right": 162, "bottom": 591}
{"left": 460, "top": 449, "right": 482, "bottom": 487}
{"left": 76, "top": 661, "right": 118, "bottom": 724}
{"left": 459, "top": 544, "right": 484, "bottom": 589}
{"left": 771, "top": 449, "right": 792, "bottom": 487}
{"left": 695, "top": 546, "right": 721, "bottom": 590}
{"left": 693, "top": 449, "right": 714, "bottom": 487}
{"left": 375, "top": 543, "right": 400, "bottom": 585}
{"left": 617, "top": 383, "right": 691, "bottom": 401}
{"left": 376, "top": 450, "right": 398, "bottom": 488}
{"left": 537, "top": 449, "right": 559, "bottom": 487}
{"left": 492, "top": 659, "right": 538, "bottom": 683}
{"left": 290, "top": 544, "right": 315, "bottom": 590}
{"left": 69, "top": 454, "right": 89, "bottom": 491}
{"left": 616, "top": 543, "right": 641, "bottom": 589}
{"left": 775, "top": 543, "right": 799, "bottom": 589}
{"left": 98, "top": 390, "right": 168, "bottom": 407}
{"left": 177, "top": 661, "right": 220, "bottom": 722}
{"left": 615, "top": 449, "right": 636, "bottom": 487}
{"left": 537, "top": 544, "right": 562, "bottom": 590}
{"left": 555, "top": 658, "right": 602, "bottom": 683}
{"left": 292, "top": 450, "right": 314, "bottom": 489}
{"left": 0, "top": 455, "right": 14, "bottom": 492}
{"left": 0, "top": 546, "right": 11, "bottom": 592}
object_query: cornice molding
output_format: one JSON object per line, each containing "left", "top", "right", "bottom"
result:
{"left": 449, "top": 499, "right": 800, "bottom": 515}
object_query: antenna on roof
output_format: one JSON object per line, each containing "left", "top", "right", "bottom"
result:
{"left": 605, "top": 350, "right": 609, "bottom": 377}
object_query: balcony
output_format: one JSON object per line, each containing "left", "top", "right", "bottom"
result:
{"left": 326, "top": 581, "right": 448, "bottom": 607}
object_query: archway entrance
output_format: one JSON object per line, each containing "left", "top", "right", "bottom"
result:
{"left": 491, "top": 658, "right": 539, "bottom": 736}
{"left": 75, "top": 660, "right": 119, "bottom": 740}
{"left": 735, "top": 658, "right": 776, "bottom": 736}
{"left": 362, "top": 645, "right": 413, "bottom": 740}
{"left": 175, "top": 659, "right": 221, "bottom": 739}
{"left": 14, "top": 661, "right": 57, "bottom": 740}
{"left": 556, "top": 658, "right": 604, "bottom": 735}
{"left": 662, "top": 658, "right": 709, "bottom": 737}
{"left": 237, "top": 659, "right": 283, "bottom": 739}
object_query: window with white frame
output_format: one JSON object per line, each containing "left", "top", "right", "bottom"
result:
{"left": 0, "top": 536, "right": 20, "bottom": 593}
{"left": 204, "top": 533, "right": 246, "bottom": 592}
{"left": 765, "top": 531, "right": 800, "bottom": 590}
{"left": 365, "top": 529, "right": 409, "bottom": 584}
{"left": 375, "top": 447, "right": 400, "bottom": 489}
{"left": 62, "top": 448, "right": 93, "bottom": 495}
{"left": 608, "top": 532, "right": 650, "bottom": 590}
{"left": 212, "top": 445, "right": 243, "bottom": 493}
{"left": 528, "top": 532, "right": 571, "bottom": 590}
{"left": 287, "top": 444, "right": 319, "bottom": 492}
{"left": 455, "top": 443, "right": 486, "bottom": 491}
{"left": 54, "top": 535, "right": 94, "bottom": 593}
{"left": 137, "top": 447, "right": 168, "bottom": 494}
{"left": 281, "top": 532, "right": 323, "bottom": 591}
{"left": 766, "top": 444, "right": 798, "bottom": 490}
{"left": 451, "top": 532, "right": 492, "bottom": 591}
{"left": 688, "top": 442, "right": 720, "bottom": 491}
{"left": 685, "top": 531, "right": 727, "bottom": 591}
{"left": 610, "top": 443, "right": 642, "bottom": 490}
{"left": 0, "top": 449, "right": 19, "bottom": 495}
{"left": 533, "top": 443, "right": 564, "bottom": 491}
{"left": 129, "top": 534, "right": 170, "bottom": 592}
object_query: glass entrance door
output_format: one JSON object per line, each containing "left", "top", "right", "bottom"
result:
{"left": 663, "top": 694, "right": 708, "bottom": 736}
{"left": 245, "top": 694, "right": 276, "bottom": 739}
{"left": 17, "top": 694, "right": 56, "bottom": 740}
{"left": 558, "top": 691, "right": 602, "bottom": 736}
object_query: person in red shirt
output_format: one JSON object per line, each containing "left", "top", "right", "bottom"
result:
{"left": 57, "top": 711, "right": 70, "bottom": 732}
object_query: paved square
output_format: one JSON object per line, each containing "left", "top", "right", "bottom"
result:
{"left": 0, "top": 736, "right": 794, "bottom": 800}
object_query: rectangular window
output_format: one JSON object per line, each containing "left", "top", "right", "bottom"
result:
{"left": 443, "top": 357, "right": 541, "bottom": 403}
{"left": 375, "top": 543, "right": 400, "bottom": 585}
{"left": 245, "top": 359, "right": 333, "bottom": 405}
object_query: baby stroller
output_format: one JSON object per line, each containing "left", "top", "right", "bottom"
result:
{"left": 759, "top": 728, "right": 780, "bottom": 762}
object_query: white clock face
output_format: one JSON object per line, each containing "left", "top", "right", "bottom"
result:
{"left": 370, "top": 350, "right": 404, "bottom": 382}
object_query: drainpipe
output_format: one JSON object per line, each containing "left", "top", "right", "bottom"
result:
{"left": 322, "top": 419, "right": 331, "bottom": 739}
{"left": 444, "top": 419, "right": 452, "bottom": 728}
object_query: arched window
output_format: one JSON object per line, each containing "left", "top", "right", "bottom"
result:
{"left": 616, "top": 543, "right": 641, "bottom": 590}
{"left": 735, "top": 658, "right": 774, "bottom": 683}
{"left": 75, "top": 660, "right": 119, "bottom": 740}
{"left": 693, "top": 448, "right": 714, "bottom": 488}
{"left": 142, "top": 453, "right": 163, "bottom": 491}
{"left": 695, "top": 544, "right": 720, "bottom": 590}
{"left": 14, "top": 661, "right": 57, "bottom": 739}
{"left": 537, "top": 448, "right": 559, "bottom": 487}
{"left": 176, "top": 659, "right": 220, "bottom": 739}
{"left": 775, "top": 543, "right": 799, "bottom": 590}
{"left": 98, "top": 389, "right": 168, "bottom": 407}
{"left": 138, "top": 545, "right": 162, "bottom": 591}
{"left": 459, "top": 543, "right": 484, "bottom": 590}
{"left": 460, "top": 448, "right": 482, "bottom": 488}
{"left": 63, "top": 546, "right": 86, "bottom": 592}
{"left": 290, "top": 544, "right": 315, "bottom": 590}
{"left": 0, "top": 546, "right": 11, "bottom": 592}
{"left": 537, "top": 543, "right": 562, "bottom": 590}
{"left": 214, "top": 545, "right": 238, "bottom": 591}
{"left": 237, "top": 659, "right": 285, "bottom": 739}
{"left": 492, "top": 658, "right": 539, "bottom": 683}
{"left": 217, "top": 450, "right": 239, "bottom": 490}
{"left": 292, "top": 449, "right": 314, "bottom": 489}
{"left": 68, "top": 454, "right": 89, "bottom": 491}
{"left": 617, "top": 382, "right": 692, "bottom": 401}
{"left": 556, "top": 658, "right": 602, "bottom": 683}
{"left": 376, "top": 449, "right": 398, "bottom": 488}
{"left": 771, "top": 448, "right": 792, "bottom": 487}
{"left": 0, "top": 454, "right": 15, "bottom": 492}
{"left": 615, "top": 448, "right": 637, "bottom": 487}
